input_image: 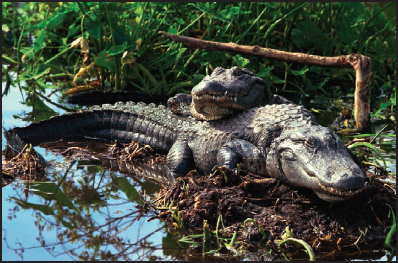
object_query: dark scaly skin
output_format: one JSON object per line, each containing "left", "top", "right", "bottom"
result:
{"left": 68, "top": 90, "right": 166, "bottom": 106}
{"left": 167, "top": 67, "right": 292, "bottom": 120}
{"left": 4, "top": 101, "right": 365, "bottom": 202}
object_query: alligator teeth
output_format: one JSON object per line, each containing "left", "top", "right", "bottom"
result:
{"left": 317, "top": 178, "right": 362, "bottom": 197}
{"left": 225, "top": 91, "right": 228, "bottom": 95}
{"left": 235, "top": 96, "right": 238, "bottom": 102}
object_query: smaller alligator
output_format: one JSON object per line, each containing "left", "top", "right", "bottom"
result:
{"left": 167, "top": 67, "right": 291, "bottom": 120}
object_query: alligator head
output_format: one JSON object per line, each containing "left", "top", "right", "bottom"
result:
{"left": 190, "top": 67, "right": 272, "bottom": 120}
{"left": 266, "top": 125, "right": 365, "bottom": 202}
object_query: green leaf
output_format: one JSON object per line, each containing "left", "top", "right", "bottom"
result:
{"left": 106, "top": 41, "right": 128, "bottom": 56}
{"left": 168, "top": 27, "right": 177, "bottom": 34}
{"left": 12, "top": 198, "right": 74, "bottom": 229}
{"left": 175, "top": 48, "right": 187, "bottom": 61}
{"left": 111, "top": 176, "right": 143, "bottom": 204}
{"left": 192, "top": 74, "right": 205, "bottom": 85}
{"left": 85, "top": 18, "right": 102, "bottom": 40}
{"left": 291, "top": 66, "right": 309, "bottom": 75}
{"left": 32, "top": 64, "right": 51, "bottom": 80}
{"left": 67, "top": 25, "right": 81, "bottom": 39}
{"left": 36, "top": 80, "right": 56, "bottom": 93}
{"left": 218, "top": 6, "right": 242, "bottom": 20}
{"left": 348, "top": 142, "right": 386, "bottom": 168}
{"left": 95, "top": 50, "right": 116, "bottom": 72}
{"left": 2, "top": 55, "right": 19, "bottom": 65}
{"left": 291, "top": 20, "right": 332, "bottom": 54}
{"left": 385, "top": 204, "right": 396, "bottom": 249}
{"left": 257, "top": 65, "right": 274, "bottom": 78}
{"left": 187, "top": 3, "right": 228, "bottom": 22}
{"left": 30, "top": 182, "right": 78, "bottom": 212}
{"left": 47, "top": 10, "right": 75, "bottom": 30}
{"left": 317, "top": 77, "right": 329, "bottom": 89}
{"left": 337, "top": 21, "right": 359, "bottom": 48}
{"left": 33, "top": 29, "right": 47, "bottom": 50}
{"left": 200, "top": 51, "right": 224, "bottom": 63}
{"left": 232, "top": 54, "right": 250, "bottom": 68}
{"left": 279, "top": 238, "right": 316, "bottom": 261}
{"left": 371, "top": 102, "right": 393, "bottom": 118}
{"left": 25, "top": 94, "right": 52, "bottom": 111}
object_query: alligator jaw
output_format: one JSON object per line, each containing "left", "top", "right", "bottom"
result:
{"left": 303, "top": 164, "right": 365, "bottom": 202}
{"left": 314, "top": 177, "right": 363, "bottom": 203}
{"left": 190, "top": 94, "right": 240, "bottom": 120}
{"left": 192, "top": 93, "right": 246, "bottom": 109}
{"left": 286, "top": 166, "right": 364, "bottom": 203}
{"left": 314, "top": 188, "right": 363, "bottom": 203}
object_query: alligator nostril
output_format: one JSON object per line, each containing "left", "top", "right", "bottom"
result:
{"left": 338, "top": 175, "right": 365, "bottom": 189}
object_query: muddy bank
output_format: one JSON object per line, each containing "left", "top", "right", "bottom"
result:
{"left": 157, "top": 165, "right": 395, "bottom": 246}
{"left": 3, "top": 140, "right": 396, "bottom": 256}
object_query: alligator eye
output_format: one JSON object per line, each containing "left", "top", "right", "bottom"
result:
{"left": 232, "top": 68, "right": 244, "bottom": 76}
{"left": 281, "top": 149, "right": 295, "bottom": 160}
{"left": 305, "top": 139, "right": 314, "bottom": 148}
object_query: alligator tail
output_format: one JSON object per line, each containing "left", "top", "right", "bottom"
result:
{"left": 4, "top": 110, "right": 175, "bottom": 155}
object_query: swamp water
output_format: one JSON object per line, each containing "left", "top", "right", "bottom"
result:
{"left": 2, "top": 84, "right": 396, "bottom": 261}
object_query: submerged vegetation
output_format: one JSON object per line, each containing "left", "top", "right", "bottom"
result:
{"left": 2, "top": 2, "right": 396, "bottom": 261}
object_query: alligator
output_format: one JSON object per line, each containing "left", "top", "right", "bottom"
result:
{"left": 167, "top": 66, "right": 292, "bottom": 120}
{"left": 4, "top": 100, "right": 365, "bottom": 203}
{"left": 67, "top": 67, "right": 290, "bottom": 120}
{"left": 68, "top": 90, "right": 167, "bottom": 106}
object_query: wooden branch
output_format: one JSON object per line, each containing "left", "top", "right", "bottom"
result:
{"left": 159, "top": 31, "right": 372, "bottom": 133}
{"left": 349, "top": 55, "right": 372, "bottom": 133}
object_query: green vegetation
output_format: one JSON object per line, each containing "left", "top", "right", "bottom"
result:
{"left": 177, "top": 215, "right": 241, "bottom": 256}
{"left": 385, "top": 204, "right": 396, "bottom": 250}
{"left": 278, "top": 238, "right": 316, "bottom": 261}
{"left": 2, "top": 3, "right": 395, "bottom": 121}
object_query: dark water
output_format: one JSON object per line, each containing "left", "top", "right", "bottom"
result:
{"left": 2, "top": 84, "right": 396, "bottom": 261}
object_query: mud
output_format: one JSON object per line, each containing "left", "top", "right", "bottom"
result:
{"left": 158, "top": 166, "right": 395, "bottom": 244}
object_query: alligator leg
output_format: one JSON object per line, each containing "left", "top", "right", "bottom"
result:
{"left": 217, "top": 139, "right": 265, "bottom": 174}
{"left": 166, "top": 139, "right": 196, "bottom": 177}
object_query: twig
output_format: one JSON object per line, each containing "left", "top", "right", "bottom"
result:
{"left": 159, "top": 31, "right": 372, "bottom": 133}
{"left": 35, "top": 91, "right": 74, "bottom": 112}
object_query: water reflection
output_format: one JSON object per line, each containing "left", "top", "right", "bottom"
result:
{"left": 2, "top": 157, "right": 184, "bottom": 261}
{"left": 1, "top": 84, "right": 185, "bottom": 261}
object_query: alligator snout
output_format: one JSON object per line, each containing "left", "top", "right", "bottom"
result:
{"left": 324, "top": 166, "right": 365, "bottom": 190}
{"left": 334, "top": 172, "right": 365, "bottom": 190}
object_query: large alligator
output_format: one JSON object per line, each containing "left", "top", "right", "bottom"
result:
{"left": 68, "top": 90, "right": 167, "bottom": 106}
{"left": 167, "top": 67, "right": 291, "bottom": 120}
{"left": 4, "top": 98, "right": 365, "bottom": 202}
